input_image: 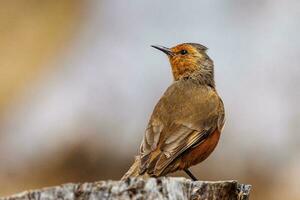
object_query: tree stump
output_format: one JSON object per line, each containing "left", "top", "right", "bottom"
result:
{"left": 0, "top": 177, "right": 251, "bottom": 200}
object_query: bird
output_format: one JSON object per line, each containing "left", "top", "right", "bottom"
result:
{"left": 122, "top": 43, "right": 225, "bottom": 181}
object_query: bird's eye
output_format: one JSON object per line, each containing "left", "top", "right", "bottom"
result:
{"left": 180, "top": 50, "right": 188, "bottom": 55}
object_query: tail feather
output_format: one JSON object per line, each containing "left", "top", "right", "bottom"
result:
{"left": 121, "top": 156, "right": 150, "bottom": 180}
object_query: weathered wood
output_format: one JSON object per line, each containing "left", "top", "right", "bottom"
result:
{"left": 0, "top": 177, "right": 251, "bottom": 200}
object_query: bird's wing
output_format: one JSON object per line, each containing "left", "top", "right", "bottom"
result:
{"left": 139, "top": 121, "right": 216, "bottom": 176}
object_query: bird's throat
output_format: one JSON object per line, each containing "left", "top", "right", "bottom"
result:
{"left": 171, "top": 64, "right": 199, "bottom": 81}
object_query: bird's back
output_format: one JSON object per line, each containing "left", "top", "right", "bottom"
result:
{"left": 150, "top": 79, "right": 223, "bottom": 133}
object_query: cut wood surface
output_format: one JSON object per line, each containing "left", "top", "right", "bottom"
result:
{"left": 0, "top": 177, "right": 251, "bottom": 200}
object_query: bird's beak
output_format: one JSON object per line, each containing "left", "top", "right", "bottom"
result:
{"left": 151, "top": 45, "right": 173, "bottom": 56}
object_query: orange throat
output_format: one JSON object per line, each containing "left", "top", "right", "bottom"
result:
{"left": 170, "top": 58, "right": 199, "bottom": 80}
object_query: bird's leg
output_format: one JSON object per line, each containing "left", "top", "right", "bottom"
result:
{"left": 184, "top": 169, "right": 198, "bottom": 181}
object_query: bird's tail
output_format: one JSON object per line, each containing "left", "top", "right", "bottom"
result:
{"left": 121, "top": 156, "right": 149, "bottom": 180}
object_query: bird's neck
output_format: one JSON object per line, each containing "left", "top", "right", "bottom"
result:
{"left": 190, "top": 68, "right": 215, "bottom": 88}
{"left": 174, "top": 64, "right": 215, "bottom": 88}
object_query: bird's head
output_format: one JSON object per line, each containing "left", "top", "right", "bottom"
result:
{"left": 151, "top": 43, "right": 214, "bottom": 83}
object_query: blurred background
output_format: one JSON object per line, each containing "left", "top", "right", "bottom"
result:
{"left": 0, "top": 0, "right": 299, "bottom": 199}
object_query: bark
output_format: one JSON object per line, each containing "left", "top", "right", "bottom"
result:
{"left": 0, "top": 177, "right": 251, "bottom": 200}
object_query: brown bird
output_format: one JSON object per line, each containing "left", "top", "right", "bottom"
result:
{"left": 122, "top": 43, "right": 225, "bottom": 180}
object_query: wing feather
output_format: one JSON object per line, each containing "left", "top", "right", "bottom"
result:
{"left": 153, "top": 126, "right": 213, "bottom": 175}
